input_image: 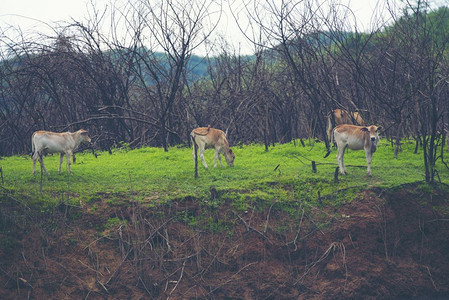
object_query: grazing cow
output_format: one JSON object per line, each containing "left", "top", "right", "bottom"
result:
{"left": 190, "top": 126, "right": 235, "bottom": 168}
{"left": 331, "top": 124, "right": 381, "bottom": 176}
{"left": 32, "top": 129, "right": 91, "bottom": 175}
{"left": 326, "top": 109, "right": 365, "bottom": 142}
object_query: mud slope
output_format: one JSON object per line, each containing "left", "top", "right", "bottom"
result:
{"left": 1, "top": 183, "right": 448, "bottom": 299}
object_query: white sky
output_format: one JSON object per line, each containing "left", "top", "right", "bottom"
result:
{"left": 0, "top": 0, "right": 428, "bottom": 56}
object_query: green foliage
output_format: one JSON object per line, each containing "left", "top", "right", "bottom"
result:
{"left": 103, "top": 217, "right": 128, "bottom": 231}
{"left": 1, "top": 139, "right": 448, "bottom": 213}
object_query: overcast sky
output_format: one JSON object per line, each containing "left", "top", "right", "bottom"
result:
{"left": 0, "top": 0, "right": 420, "bottom": 56}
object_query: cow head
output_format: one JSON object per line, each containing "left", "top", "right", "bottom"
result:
{"left": 225, "top": 148, "right": 235, "bottom": 167}
{"left": 79, "top": 129, "right": 92, "bottom": 143}
{"left": 361, "top": 126, "right": 381, "bottom": 142}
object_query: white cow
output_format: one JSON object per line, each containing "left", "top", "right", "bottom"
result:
{"left": 331, "top": 124, "right": 381, "bottom": 176}
{"left": 190, "top": 126, "right": 235, "bottom": 168}
{"left": 32, "top": 129, "right": 91, "bottom": 175}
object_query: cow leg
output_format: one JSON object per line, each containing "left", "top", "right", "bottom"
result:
{"left": 218, "top": 153, "right": 223, "bottom": 167}
{"left": 336, "top": 150, "right": 342, "bottom": 174}
{"left": 32, "top": 152, "right": 37, "bottom": 175}
{"left": 38, "top": 152, "right": 49, "bottom": 175}
{"left": 337, "top": 144, "right": 347, "bottom": 174}
{"left": 199, "top": 146, "right": 208, "bottom": 168}
{"left": 342, "top": 145, "right": 349, "bottom": 174}
{"left": 59, "top": 153, "right": 64, "bottom": 174}
{"left": 365, "top": 149, "right": 373, "bottom": 177}
{"left": 214, "top": 150, "right": 223, "bottom": 167}
{"left": 213, "top": 150, "right": 218, "bottom": 167}
{"left": 66, "top": 152, "right": 72, "bottom": 174}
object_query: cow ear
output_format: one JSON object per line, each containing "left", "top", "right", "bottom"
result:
{"left": 361, "top": 127, "right": 368, "bottom": 132}
{"left": 376, "top": 126, "right": 382, "bottom": 132}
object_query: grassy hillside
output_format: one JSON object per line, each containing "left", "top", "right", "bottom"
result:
{"left": 2, "top": 139, "right": 448, "bottom": 209}
{"left": 2, "top": 139, "right": 449, "bottom": 299}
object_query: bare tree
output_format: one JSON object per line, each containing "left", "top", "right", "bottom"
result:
{"left": 239, "top": 0, "right": 376, "bottom": 149}
{"left": 407, "top": 3, "right": 449, "bottom": 183}
{"left": 120, "top": 0, "right": 220, "bottom": 151}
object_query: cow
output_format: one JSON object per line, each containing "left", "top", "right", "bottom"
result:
{"left": 190, "top": 126, "right": 235, "bottom": 168}
{"left": 32, "top": 129, "right": 91, "bottom": 175}
{"left": 326, "top": 109, "right": 365, "bottom": 142}
{"left": 331, "top": 124, "right": 382, "bottom": 177}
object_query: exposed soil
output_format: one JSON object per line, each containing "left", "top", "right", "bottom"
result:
{"left": 1, "top": 183, "right": 449, "bottom": 299}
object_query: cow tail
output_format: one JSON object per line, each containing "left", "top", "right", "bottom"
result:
{"left": 323, "top": 114, "right": 333, "bottom": 158}
{"left": 324, "top": 126, "right": 334, "bottom": 159}
{"left": 330, "top": 127, "right": 335, "bottom": 147}
{"left": 31, "top": 132, "right": 36, "bottom": 157}
{"left": 189, "top": 131, "right": 195, "bottom": 147}
{"left": 191, "top": 131, "right": 199, "bottom": 178}
{"left": 326, "top": 114, "right": 333, "bottom": 143}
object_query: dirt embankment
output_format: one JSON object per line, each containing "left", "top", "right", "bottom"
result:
{"left": 1, "top": 184, "right": 449, "bottom": 299}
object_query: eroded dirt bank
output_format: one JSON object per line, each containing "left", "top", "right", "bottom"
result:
{"left": 1, "top": 184, "right": 449, "bottom": 299}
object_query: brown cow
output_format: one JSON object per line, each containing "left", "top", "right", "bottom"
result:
{"left": 326, "top": 109, "right": 365, "bottom": 142}
{"left": 32, "top": 129, "right": 91, "bottom": 175}
{"left": 190, "top": 126, "right": 235, "bottom": 168}
{"left": 331, "top": 124, "right": 381, "bottom": 176}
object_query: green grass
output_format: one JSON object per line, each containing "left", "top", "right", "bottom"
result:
{"left": 1, "top": 139, "right": 448, "bottom": 208}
